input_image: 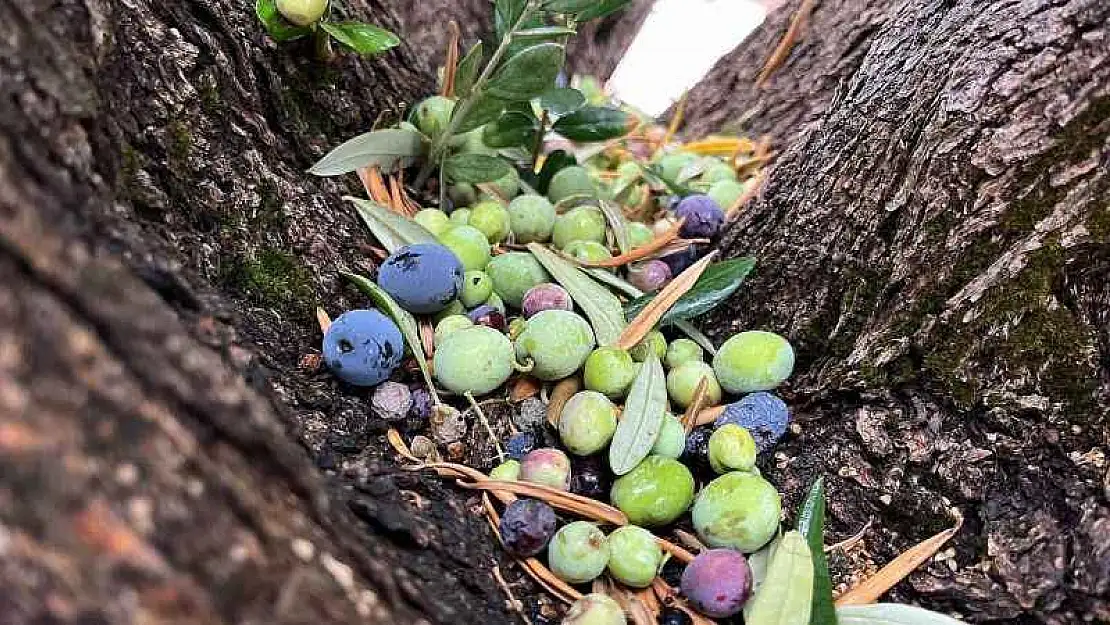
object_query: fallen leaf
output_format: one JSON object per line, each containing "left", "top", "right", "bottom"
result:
{"left": 835, "top": 520, "right": 962, "bottom": 606}
{"left": 616, "top": 252, "right": 717, "bottom": 351}
{"left": 547, "top": 377, "right": 582, "bottom": 427}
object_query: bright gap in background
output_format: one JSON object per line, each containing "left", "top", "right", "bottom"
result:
{"left": 607, "top": 0, "right": 767, "bottom": 118}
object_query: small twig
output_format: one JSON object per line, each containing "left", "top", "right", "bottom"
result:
{"left": 755, "top": 0, "right": 816, "bottom": 87}
{"left": 386, "top": 428, "right": 420, "bottom": 462}
{"left": 466, "top": 392, "right": 506, "bottom": 462}
{"left": 826, "top": 518, "right": 873, "bottom": 554}
{"left": 681, "top": 377, "right": 711, "bottom": 433}
{"left": 663, "top": 91, "right": 688, "bottom": 146}
{"left": 694, "top": 404, "right": 726, "bottom": 427}
{"left": 492, "top": 564, "right": 532, "bottom": 625}
{"left": 531, "top": 108, "right": 549, "bottom": 167}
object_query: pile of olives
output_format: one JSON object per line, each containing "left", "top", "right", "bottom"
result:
{"left": 321, "top": 96, "right": 789, "bottom": 623}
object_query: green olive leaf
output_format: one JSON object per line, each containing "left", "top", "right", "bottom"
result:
{"left": 340, "top": 271, "right": 437, "bottom": 402}
{"left": 495, "top": 0, "right": 528, "bottom": 39}
{"left": 455, "top": 41, "right": 484, "bottom": 97}
{"left": 255, "top": 0, "right": 312, "bottom": 41}
{"left": 539, "top": 87, "right": 587, "bottom": 116}
{"left": 486, "top": 43, "right": 566, "bottom": 101}
{"left": 527, "top": 243, "right": 627, "bottom": 346}
{"left": 442, "top": 154, "right": 513, "bottom": 184}
{"left": 596, "top": 200, "right": 631, "bottom": 255}
{"left": 540, "top": 0, "right": 597, "bottom": 12}
{"left": 514, "top": 25, "right": 577, "bottom": 41}
{"left": 624, "top": 257, "right": 756, "bottom": 324}
{"left": 451, "top": 92, "right": 506, "bottom": 134}
{"left": 319, "top": 21, "right": 400, "bottom": 56}
{"left": 836, "top": 605, "right": 966, "bottom": 625}
{"left": 582, "top": 269, "right": 717, "bottom": 354}
{"left": 744, "top": 531, "right": 814, "bottom": 625}
{"left": 608, "top": 352, "right": 666, "bottom": 475}
{"left": 797, "top": 478, "right": 839, "bottom": 625}
{"left": 483, "top": 111, "right": 539, "bottom": 148}
{"left": 552, "top": 106, "right": 633, "bottom": 142}
{"left": 575, "top": 0, "right": 633, "bottom": 20}
{"left": 309, "top": 128, "right": 424, "bottom": 176}
{"left": 346, "top": 196, "right": 436, "bottom": 252}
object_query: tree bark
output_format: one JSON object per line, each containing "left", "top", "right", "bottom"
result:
{"left": 391, "top": 0, "right": 491, "bottom": 73}
{"left": 707, "top": 1, "right": 1110, "bottom": 622}
{"left": 0, "top": 1, "right": 512, "bottom": 623}
{"left": 565, "top": 0, "right": 656, "bottom": 81}
{"left": 676, "top": 0, "right": 889, "bottom": 144}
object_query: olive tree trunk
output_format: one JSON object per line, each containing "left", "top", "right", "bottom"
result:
{"left": 704, "top": 0, "right": 1110, "bottom": 622}
{"left": 564, "top": 0, "right": 656, "bottom": 80}
{"left": 0, "top": 1, "right": 514, "bottom": 623}
{"left": 676, "top": 0, "right": 890, "bottom": 143}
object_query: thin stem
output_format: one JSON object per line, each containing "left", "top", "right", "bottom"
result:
{"left": 413, "top": 0, "right": 539, "bottom": 188}
{"left": 531, "top": 108, "right": 549, "bottom": 169}
{"left": 465, "top": 392, "right": 506, "bottom": 462}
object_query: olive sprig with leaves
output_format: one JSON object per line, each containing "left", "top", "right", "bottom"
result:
{"left": 256, "top": 0, "right": 400, "bottom": 58}
{"left": 307, "top": 0, "right": 636, "bottom": 192}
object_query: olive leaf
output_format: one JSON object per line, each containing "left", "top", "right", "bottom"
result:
{"left": 642, "top": 163, "right": 695, "bottom": 196}
{"left": 455, "top": 41, "right": 484, "bottom": 97}
{"left": 309, "top": 128, "right": 424, "bottom": 176}
{"left": 575, "top": 0, "right": 633, "bottom": 20}
{"left": 596, "top": 200, "right": 631, "bottom": 255}
{"left": 514, "top": 25, "right": 577, "bottom": 41}
{"left": 581, "top": 269, "right": 717, "bottom": 354}
{"left": 744, "top": 531, "right": 815, "bottom": 625}
{"left": 347, "top": 197, "right": 436, "bottom": 252}
{"left": 485, "top": 43, "right": 566, "bottom": 101}
{"left": 527, "top": 243, "right": 627, "bottom": 346}
{"left": 540, "top": 87, "right": 587, "bottom": 116}
{"left": 494, "top": 0, "right": 528, "bottom": 39}
{"left": 255, "top": 0, "right": 312, "bottom": 41}
{"left": 624, "top": 257, "right": 756, "bottom": 324}
{"left": 608, "top": 352, "right": 666, "bottom": 475}
{"left": 540, "top": 0, "right": 597, "bottom": 12}
{"left": 836, "top": 605, "right": 966, "bottom": 625}
{"left": 319, "top": 21, "right": 400, "bottom": 56}
{"left": 552, "top": 106, "right": 633, "bottom": 142}
{"left": 442, "top": 154, "right": 513, "bottom": 184}
{"left": 451, "top": 93, "right": 506, "bottom": 134}
{"left": 798, "top": 478, "right": 838, "bottom": 625}
{"left": 483, "top": 111, "right": 539, "bottom": 148}
{"left": 340, "top": 272, "right": 438, "bottom": 404}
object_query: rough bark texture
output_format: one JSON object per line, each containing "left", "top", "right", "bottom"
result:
{"left": 0, "top": 1, "right": 513, "bottom": 623}
{"left": 710, "top": 0, "right": 1110, "bottom": 622}
{"left": 391, "top": 0, "right": 491, "bottom": 72}
{"left": 564, "top": 0, "right": 656, "bottom": 80}
{"left": 676, "top": 0, "right": 890, "bottom": 144}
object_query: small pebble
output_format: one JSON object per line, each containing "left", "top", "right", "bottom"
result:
{"left": 371, "top": 381, "right": 412, "bottom": 421}
{"left": 430, "top": 404, "right": 467, "bottom": 444}
{"left": 514, "top": 397, "right": 549, "bottom": 431}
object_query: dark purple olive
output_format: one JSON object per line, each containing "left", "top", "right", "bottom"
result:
{"left": 468, "top": 304, "right": 506, "bottom": 332}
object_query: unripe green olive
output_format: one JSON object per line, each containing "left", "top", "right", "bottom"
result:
{"left": 468, "top": 200, "right": 511, "bottom": 244}
{"left": 665, "top": 338, "right": 704, "bottom": 370}
{"left": 650, "top": 414, "right": 686, "bottom": 459}
{"left": 629, "top": 330, "right": 667, "bottom": 362}
{"left": 411, "top": 96, "right": 456, "bottom": 140}
{"left": 276, "top": 0, "right": 328, "bottom": 26}
{"left": 692, "top": 471, "right": 781, "bottom": 552}
{"left": 708, "top": 423, "right": 756, "bottom": 474}
{"left": 666, "top": 361, "right": 722, "bottom": 408}
{"left": 605, "top": 525, "right": 662, "bottom": 588}
{"left": 583, "top": 346, "right": 637, "bottom": 399}
{"left": 558, "top": 391, "right": 617, "bottom": 456}
{"left": 489, "top": 459, "right": 521, "bottom": 481}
